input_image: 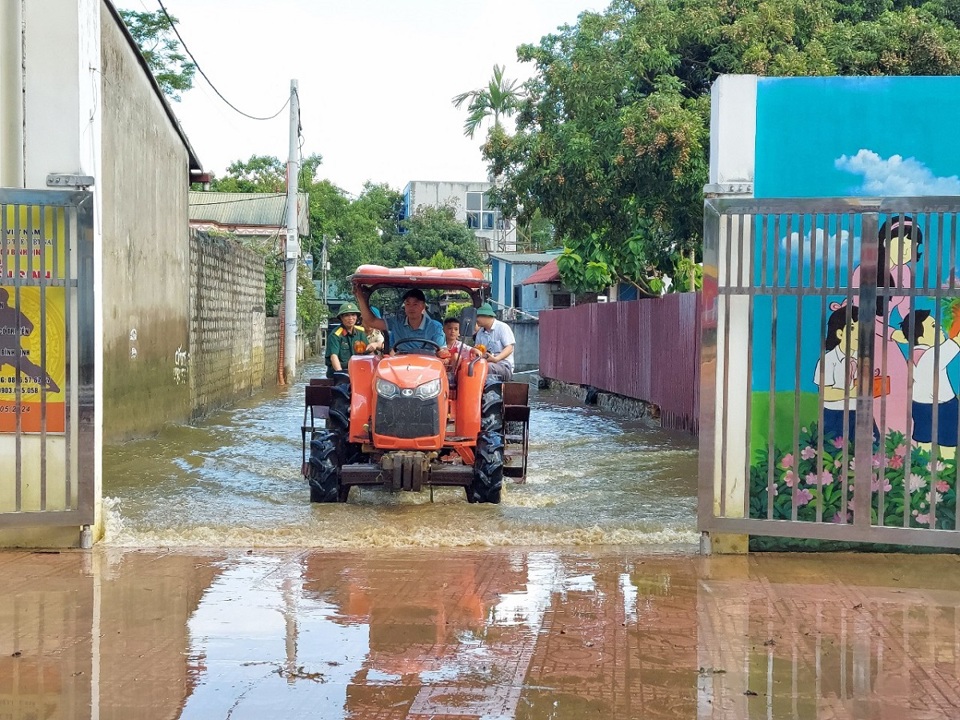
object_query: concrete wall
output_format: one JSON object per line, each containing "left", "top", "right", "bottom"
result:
{"left": 510, "top": 319, "right": 539, "bottom": 372}
{"left": 99, "top": 8, "right": 192, "bottom": 439}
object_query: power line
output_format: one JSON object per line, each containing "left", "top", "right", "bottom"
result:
{"left": 156, "top": 0, "right": 290, "bottom": 121}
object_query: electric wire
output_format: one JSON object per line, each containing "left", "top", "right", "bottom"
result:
{"left": 156, "top": 0, "right": 290, "bottom": 121}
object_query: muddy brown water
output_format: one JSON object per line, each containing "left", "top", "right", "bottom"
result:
{"left": 102, "top": 358, "right": 699, "bottom": 549}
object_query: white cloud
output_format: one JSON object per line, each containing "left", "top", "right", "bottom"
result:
{"left": 835, "top": 149, "right": 960, "bottom": 196}
{"left": 780, "top": 227, "right": 855, "bottom": 266}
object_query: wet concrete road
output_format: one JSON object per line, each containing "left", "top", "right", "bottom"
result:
{"left": 2, "top": 547, "right": 960, "bottom": 719}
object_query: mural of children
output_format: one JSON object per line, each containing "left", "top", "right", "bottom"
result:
{"left": 895, "top": 310, "right": 960, "bottom": 459}
{"left": 814, "top": 304, "right": 861, "bottom": 444}
{"left": 851, "top": 215, "right": 923, "bottom": 439}
{"left": 0, "top": 286, "right": 60, "bottom": 393}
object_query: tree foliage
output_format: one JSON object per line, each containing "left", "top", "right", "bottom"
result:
{"left": 118, "top": 9, "right": 195, "bottom": 101}
{"left": 452, "top": 64, "right": 523, "bottom": 138}
{"left": 326, "top": 197, "right": 485, "bottom": 292}
{"left": 483, "top": 0, "right": 960, "bottom": 295}
{"left": 205, "top": 158, "right": 486, "bottom": 322}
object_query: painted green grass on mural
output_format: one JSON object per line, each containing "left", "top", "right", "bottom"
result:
{"left": 750, "top": 391, "right": 820, "bottom": 463}
{"left": 750, "top": 423, "right": 957, "bottom": 530}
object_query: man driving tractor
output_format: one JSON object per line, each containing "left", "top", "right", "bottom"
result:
{"left": 355, "top": 286, "right": 449, "bottom": 359}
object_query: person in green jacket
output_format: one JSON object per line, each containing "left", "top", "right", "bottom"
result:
{"left": 325, "top": 302, "right": 369, "bottom": 378}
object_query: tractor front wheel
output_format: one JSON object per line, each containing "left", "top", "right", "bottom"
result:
{"left": 308, "top": 431, "right": 349, "bottom": 503}
{"left": 467, "top": 431, "right": 504, "bottom": 504}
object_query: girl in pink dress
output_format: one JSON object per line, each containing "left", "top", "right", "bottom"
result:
{"left": 851, "top": 215, "right": 923, "bottom": 441}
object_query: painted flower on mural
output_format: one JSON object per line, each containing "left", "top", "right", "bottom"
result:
{"left": 750, "top": 424, "right": 957, "bottom": 530}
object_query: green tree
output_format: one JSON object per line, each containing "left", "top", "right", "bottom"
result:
{"left": 483, "top": 0, "right": 960, "bottom": 295}
{"left": 452, "top": 64, "right": 523, "bottom": 138}
{"left": 118, "top": 9, "right": 195, "bottom": 101}
{"left": 392, "top": 205, "right": 485, "bottom": 270}
{"left": 326, "top": 183, "right": 405, "bottom": 292}
{"left": 210, "top": 155, "right": 286, "bottom": 193}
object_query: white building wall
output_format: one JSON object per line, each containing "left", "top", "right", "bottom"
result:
{"left": 405, "top": 180, "right": 518, "bottom": 253}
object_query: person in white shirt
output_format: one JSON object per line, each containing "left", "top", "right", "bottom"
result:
{"left": 473, "top": 303, "right": 515, "bottom": 381}
{"left": 896, "top": 309, "right": 960, "bottom": 459}
{"left": 814, "top": 305, "right": 862, "bottom": 445}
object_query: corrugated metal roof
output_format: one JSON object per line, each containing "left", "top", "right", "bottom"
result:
{"left": 521, "top": 257, "right": 561, "bottom": 285}
{"left": 188, "top": 192, "right": 310, "bottom": 236}
{"left": 487, "top": 252, "right": 556, "bottom": 264}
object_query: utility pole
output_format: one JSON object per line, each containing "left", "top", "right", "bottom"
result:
{"left": 321, "top": 235, "right": 329, "bottom": 307}
{"left": 283, "top": 79, "right": 300, "bottom": 383}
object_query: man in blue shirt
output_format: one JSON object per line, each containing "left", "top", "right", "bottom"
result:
{"left": 355, "top": 287, "right": 448, "bottom": 357}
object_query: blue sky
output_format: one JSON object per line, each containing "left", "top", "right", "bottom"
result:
{"left": 755, "top": 76, "right": 960, "bottom": 198}
{"left": 116, "top": 0, "right": 609, "bottom": 196}
{"left": 750, "top": 76, "right": 960, "bottom": 393}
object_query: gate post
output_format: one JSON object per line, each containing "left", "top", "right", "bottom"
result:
{"left": 853, "top": 214, "right": 879, "bottom": 527}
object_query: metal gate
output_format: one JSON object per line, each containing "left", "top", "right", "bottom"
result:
{"left": 700, "top": 197, "right": 960, "bottom": 549}
{"left": 0, "top": 188, "right": 95, "bottom": 529}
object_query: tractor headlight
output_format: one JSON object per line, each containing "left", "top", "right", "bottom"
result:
{"left": 414, "top": 378, "right": 441, "bottom": 400}
{"left": 375, "top": 377, "right": 400, "bottom": 398}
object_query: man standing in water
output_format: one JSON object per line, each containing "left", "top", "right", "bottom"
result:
{"left": 0, "top": 287, "right": 59, "bottom": 393}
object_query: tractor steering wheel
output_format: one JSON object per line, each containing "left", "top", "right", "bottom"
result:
{"left": 392, "top": 338, "right": 442, "bottom": 354}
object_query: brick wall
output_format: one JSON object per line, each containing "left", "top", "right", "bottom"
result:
{"left": 189, "top": 230, "right": 275, "bottom": 418}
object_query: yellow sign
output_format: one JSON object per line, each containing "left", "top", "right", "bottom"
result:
{"left": 1, "top": 205, "right": 66, "bottom": 433}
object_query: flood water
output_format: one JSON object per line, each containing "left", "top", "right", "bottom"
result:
{"left": 103, "top": 358, "right": 699, "bottom": 549}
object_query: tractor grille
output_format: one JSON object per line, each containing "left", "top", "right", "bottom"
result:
{"left": 375, "top": 395, "right": 440, "bottom": 438}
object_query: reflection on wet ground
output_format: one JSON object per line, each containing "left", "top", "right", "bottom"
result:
{"left": 1, "top": 548, "right": 959, "bottom": 719}
{"left": 102, "top": 360, "right": 700, "bottom": 549}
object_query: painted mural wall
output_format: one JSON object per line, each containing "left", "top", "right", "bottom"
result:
{"left": 748, "top": 76, "right": 960, "bottom": 530}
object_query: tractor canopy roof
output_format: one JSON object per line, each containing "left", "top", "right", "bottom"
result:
{"left": 351, "top": 265, "right": 489, "bottom": 299}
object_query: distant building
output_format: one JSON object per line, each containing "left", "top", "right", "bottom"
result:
{"left": 489, "top": 252, "right": 570, "bottom": 319}
{"left": 402, "top": 181, "right": 517, "bottom": 254}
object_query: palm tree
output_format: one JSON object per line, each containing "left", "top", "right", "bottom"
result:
{"left": 452, "top": 65, "right": 522, "bottom": 138}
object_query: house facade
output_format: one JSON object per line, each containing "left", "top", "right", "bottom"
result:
{"left": 402, "top": 180, "right": 517, "bottom": 254}
{"left": 488, "top": 252, "right": 572, "bottom": 319}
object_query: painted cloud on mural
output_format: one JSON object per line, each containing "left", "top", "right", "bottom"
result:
{"left": 835, "top": 149, "right": 960, "bottom": 196}
{"left": 780, "top": 227, "right": 855, "bottom": 268}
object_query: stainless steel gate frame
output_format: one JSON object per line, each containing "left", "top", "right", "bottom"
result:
{"left": 700, "top": 197, "right": 960, "bottom": 549}
{"left": 0, "top": 188, "right": 95, "bottom": 528}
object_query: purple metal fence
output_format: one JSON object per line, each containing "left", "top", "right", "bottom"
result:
{"left": 539, "top": 294, "right": 702, "bottom": 433}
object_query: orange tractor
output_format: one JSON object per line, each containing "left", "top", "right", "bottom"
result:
{"left": 301, "top": 265, "right": 530, "bottom": 503}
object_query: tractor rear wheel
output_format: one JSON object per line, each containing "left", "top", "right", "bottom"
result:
{"left": 308, "top": 431, "right": 349, "bottom": 503}
{"left": 480, "top": 383, "right": 504, "bottom": 432}
{"left": 467, "top": 431, "right": 504, "bottom": 504}
{"left": 330, "top": 383, "right": 364, "bottom": 465}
